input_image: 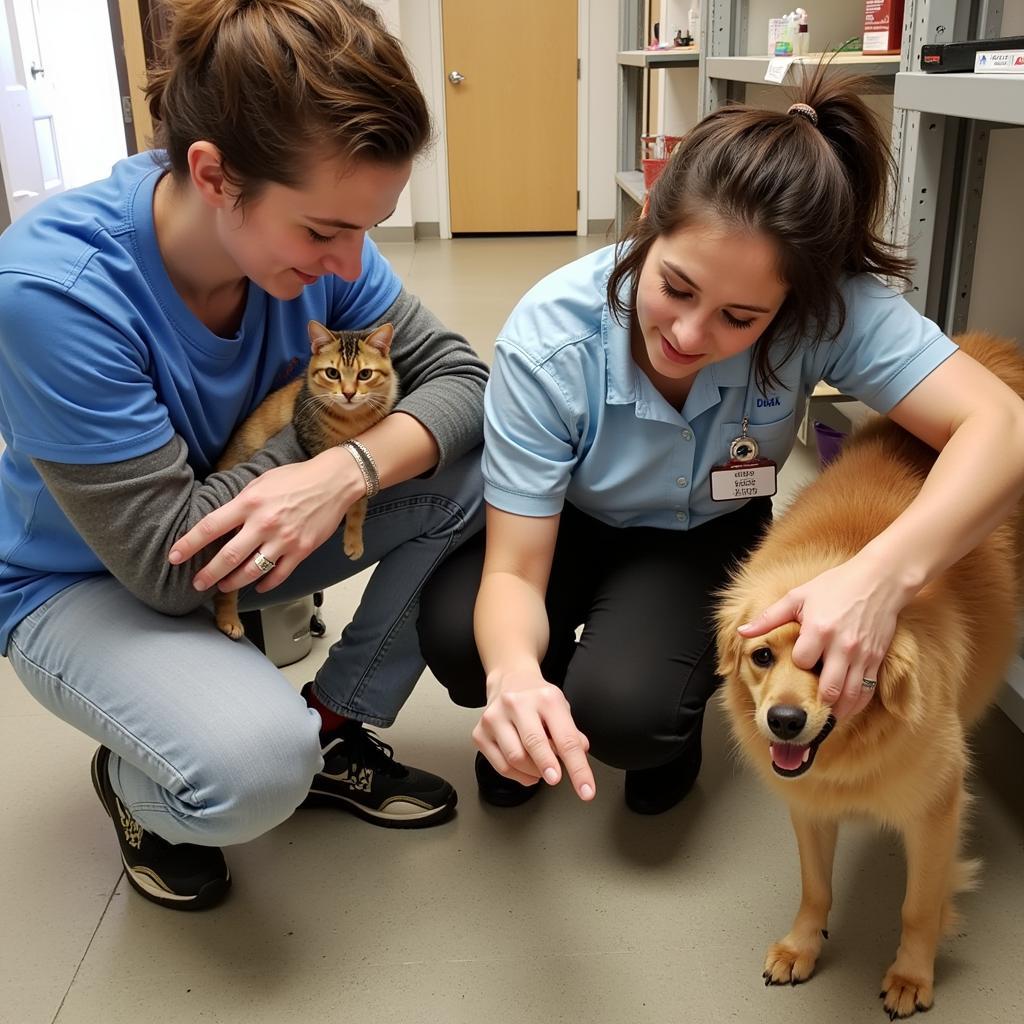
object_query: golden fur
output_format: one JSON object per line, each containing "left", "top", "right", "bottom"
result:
{"left": 213, "top": 320, "right": 398, "bottom": 640}
{"left": 714, "top": 332, "right": 1024, "bottom": 1018}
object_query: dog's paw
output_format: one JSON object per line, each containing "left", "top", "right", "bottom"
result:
{"left": 880, "top": 967, "right": 934, "bottom": 1020}
{"left": 762, "top": 941, "right": 819, "bottom": 986}
{"left": 217, "top": 618, "right": 245, "bottom": 641}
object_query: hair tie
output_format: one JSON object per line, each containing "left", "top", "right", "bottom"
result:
{"left": 787, "top": 102, "right": 819, "bottom": 127}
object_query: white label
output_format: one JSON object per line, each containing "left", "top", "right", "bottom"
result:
{"left": 764, "top": 57, "right": 792, "bottom": 83}
{"left": 974, "top": 50, "right": 1024, "bottom": 74}
{"left": 710, "top": 464, "right": 778, "bottom": 501}
{"left": 862, "top": 30, "right": 890, "bottom": 53}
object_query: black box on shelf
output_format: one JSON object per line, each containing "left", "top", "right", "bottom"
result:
{"left": 921, "top": 35, "right": 1024, "bottom": 73}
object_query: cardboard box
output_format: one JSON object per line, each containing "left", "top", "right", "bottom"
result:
{"left": 863, "top": 0, "right": 905, "bottom": 56}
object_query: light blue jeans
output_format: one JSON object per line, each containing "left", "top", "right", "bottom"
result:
{"left": 7, "top": 450, "right": 483, "bottom": 847}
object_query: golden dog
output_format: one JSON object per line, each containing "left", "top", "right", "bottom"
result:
{"left": 715, "top": 333, "right": 1024, "bottom": 1019}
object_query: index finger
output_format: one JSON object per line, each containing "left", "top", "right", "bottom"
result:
{"left": 169, "top": 502, "right": 246, "bottom": 565}
{"left": 737, "top": 593, "right": 801, "bottom": 638}
{"left": 548, "top": 724, "right": 595, "bottom": 801}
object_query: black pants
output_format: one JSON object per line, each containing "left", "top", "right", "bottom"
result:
{"left": 418, "top": 499, "right": 772, "bottom": 772}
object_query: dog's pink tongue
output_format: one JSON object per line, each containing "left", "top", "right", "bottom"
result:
{"left": 770, "top": 743, "right": 805, "bottom": 772}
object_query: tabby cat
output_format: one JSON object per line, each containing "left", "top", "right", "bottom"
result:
{"left": 213, "top": 320, "right": 398, "bottom": 640}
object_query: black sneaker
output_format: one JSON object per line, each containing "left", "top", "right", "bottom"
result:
{"left": 303, "top": 719, "right": 457, "bottom": 829}
{"left": 90, "top": 747, "right": 230, "bottom": 910}
{"left": 624, "top": 732, "right": 703, "bottom": 815}
{"left": 475, "top": 751, "right": 542, "bottom": 807}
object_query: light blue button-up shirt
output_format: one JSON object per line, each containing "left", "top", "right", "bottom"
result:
{"left": 483, "top": 245, "right": 956, "bottom": 530}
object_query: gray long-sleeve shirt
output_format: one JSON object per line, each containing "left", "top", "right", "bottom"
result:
{"left": 32, "top": 288, "right": 487, "bottom": 616}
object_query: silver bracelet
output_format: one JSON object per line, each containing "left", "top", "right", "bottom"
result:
{"left": 340, "top": 440, "right": 380, "bottom": 498}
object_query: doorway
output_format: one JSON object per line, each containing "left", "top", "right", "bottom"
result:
{"left": 0, "top": 0, "right": 129, "bottom": 227}
{"left": 441, "top": 0, "right": 578, "bottom": 235}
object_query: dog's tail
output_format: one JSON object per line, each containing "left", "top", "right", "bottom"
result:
{"left": 940, "top": 856, "right": 983, "bottom": 935}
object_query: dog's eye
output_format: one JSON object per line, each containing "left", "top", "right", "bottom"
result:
{"left": 751, "top": 647, "right": 774, "bottom": 668}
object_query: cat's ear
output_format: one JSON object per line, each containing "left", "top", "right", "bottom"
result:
{"left": 308, "top": 320, "right": 335, "bottom": 354}
{"left": 364, "top": 323, "right": 394, "bottom": 357}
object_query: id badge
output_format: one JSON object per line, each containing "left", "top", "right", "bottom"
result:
{"left": 710, "top": 423, "right": 778, "bottom": 501}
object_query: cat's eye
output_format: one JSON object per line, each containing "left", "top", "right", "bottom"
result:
{"left": 751, "top": 647, "right": 774, "bottom": 668}
{"left": 323, "top": 367, "right": 340, "bottom": 380}
{"left": 357, "top": 369, "right": 373, "bottom": 381}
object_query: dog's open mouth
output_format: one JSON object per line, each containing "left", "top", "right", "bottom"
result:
{"left": 769, "top": 715, "right": 837, "bottom": 778}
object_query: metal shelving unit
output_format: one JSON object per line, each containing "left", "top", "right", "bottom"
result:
{"left": 894, "top": 70, "right": 1024, "bottom": 125}
{"left": 891, "top": 0, "right": 1023, "bottom": 733}
{"left": 615, "top": 1, "right": 701, "bottom": 230}
{"left": 618, "top": 48, "right": 700, "bottom": 68}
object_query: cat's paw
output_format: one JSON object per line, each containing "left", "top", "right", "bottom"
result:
{"left": 343, "top": 539, "right": 364, "bottom": 560}
{"left": 217, "top": 618, "right": 245, "bottom": 641}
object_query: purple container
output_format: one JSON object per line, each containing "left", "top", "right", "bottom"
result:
{"left": 813, "top": 420, "right": 846, "bottom": 468}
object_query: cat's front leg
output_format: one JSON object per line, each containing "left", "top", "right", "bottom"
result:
{"left": 343, "top": 497, "right": 368, "bottom": 560}
{"left": 214, "top": 591, "right": 246, "bottom": 640}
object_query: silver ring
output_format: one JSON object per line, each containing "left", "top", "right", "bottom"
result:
{"left": 861, "top": 678, "right": 877, "bottom": 690}
{"left": 253, "top": 550, "right": 276, "bottom": 574}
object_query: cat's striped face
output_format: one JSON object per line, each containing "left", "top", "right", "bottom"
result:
{"left": 306, "top": 321, "right": 396, "bottom": 410}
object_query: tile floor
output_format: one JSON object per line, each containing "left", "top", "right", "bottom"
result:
{"left": 2, "top": 237, "right": 1022, "bottom": 1024}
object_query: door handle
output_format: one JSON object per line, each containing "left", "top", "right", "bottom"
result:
{"left": 448, "top": 70, "right": 465, "bottom": 85}
{"left": 30, "top": 62, "right": 45, "bottom": 79}
{"left": 13, "top": 190, "right": 40, "bottom": 199}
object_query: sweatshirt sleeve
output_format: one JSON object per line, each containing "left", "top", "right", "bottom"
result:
{"left": 363, "top": 287, "right": 489, "bottom": 469}
{"left": 31, "top": 426, "right": 308, "bottom": 616}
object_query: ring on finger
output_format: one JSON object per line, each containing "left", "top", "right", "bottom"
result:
{"left": 861, "top": 677, "right": 877, "bottom": 690}
{"left": 253, "top": 550, "right": 277, "bottom": 574}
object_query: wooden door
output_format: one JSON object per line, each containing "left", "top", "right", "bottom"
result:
{"left": 442, "top": 0, "right": 577, "bottom": 234}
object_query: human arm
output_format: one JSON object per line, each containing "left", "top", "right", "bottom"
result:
{"left": 473, "top": 504, "right": 595, "bottom": 800}
{"left": 739, "top": 349, "right": 1024, "bottom": 718}
{"left": 32, "top": 426, "right": 309, "bottom": 614}
{"left": 168, "top": 287, "right": 488, "bottom": 593}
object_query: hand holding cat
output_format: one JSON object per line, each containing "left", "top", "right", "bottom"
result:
{"left": 169, "top": 446, "right": 367, "bottom": 593}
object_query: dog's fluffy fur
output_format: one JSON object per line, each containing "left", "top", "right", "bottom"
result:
{"left": 715, "top": 333, "right": 1024, "bottom": 1019}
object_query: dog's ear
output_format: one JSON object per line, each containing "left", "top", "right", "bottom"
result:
{"left": 876, "top": 625, "right": 924, "bottom": 726}
{"left": 713, "top": 589, "right": 748, "bottom": 682}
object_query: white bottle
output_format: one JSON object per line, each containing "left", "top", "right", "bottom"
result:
{"left": 796, "top": 8, "right": 810, "bottom": 57}
{"left": 688, "top": 3, "right": 700, "bottom": 48}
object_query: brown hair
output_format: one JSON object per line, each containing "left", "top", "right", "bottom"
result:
{"left": 145, "top": 0, "right": 430, "bottom": 204}
{"left": 608, "top": 65, "right": 913, "bottom": 392}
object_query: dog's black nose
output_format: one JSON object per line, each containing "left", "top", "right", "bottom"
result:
{"left": 767, "top": 705, "right": 807, "bottom": 740}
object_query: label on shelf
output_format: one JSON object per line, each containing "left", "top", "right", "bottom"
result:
{"left": 764, "top": 57, "right": 793, "bottom": 84}
{"left": 975, "top": 50, "right": 1024, "bottom": 74}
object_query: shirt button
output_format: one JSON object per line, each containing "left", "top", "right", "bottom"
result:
{"left": 676, "top": 477, "right": 688, "bottom": 488}
{"left": 680, "top": 429, "right": 692, "bottom": 441}
{"left": 675, "top": 511, "right": 688, "bottom": 522}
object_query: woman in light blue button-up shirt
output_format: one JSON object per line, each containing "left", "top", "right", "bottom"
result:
{"left": 419, "top": 68, "right": 1024, "bottom": 815}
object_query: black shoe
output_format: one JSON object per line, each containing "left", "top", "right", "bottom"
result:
{"left": 624, "top": 734, "right": 702, "bottom": 815}
{"left": 303, "top": 717, "right": 457, "bottom": 829}
{"left": 475, "top": 751, "right": 542, "bottom": 807}
{"left": 90, "top": 747, "right": 230, "bottom": 911}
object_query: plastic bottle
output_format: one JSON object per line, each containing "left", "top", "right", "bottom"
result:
{"left": 796, "top": 8, "right": 810, "bottom": 56}
{"left": 688, "top": 4, "right": 700, "bottom": 47}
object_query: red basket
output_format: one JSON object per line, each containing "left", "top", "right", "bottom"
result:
{"left": 640, "top": 135, "right": 684, "bottom": 190}
{"left": 642, "top": 158, "right": 669, "bottom": 190}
